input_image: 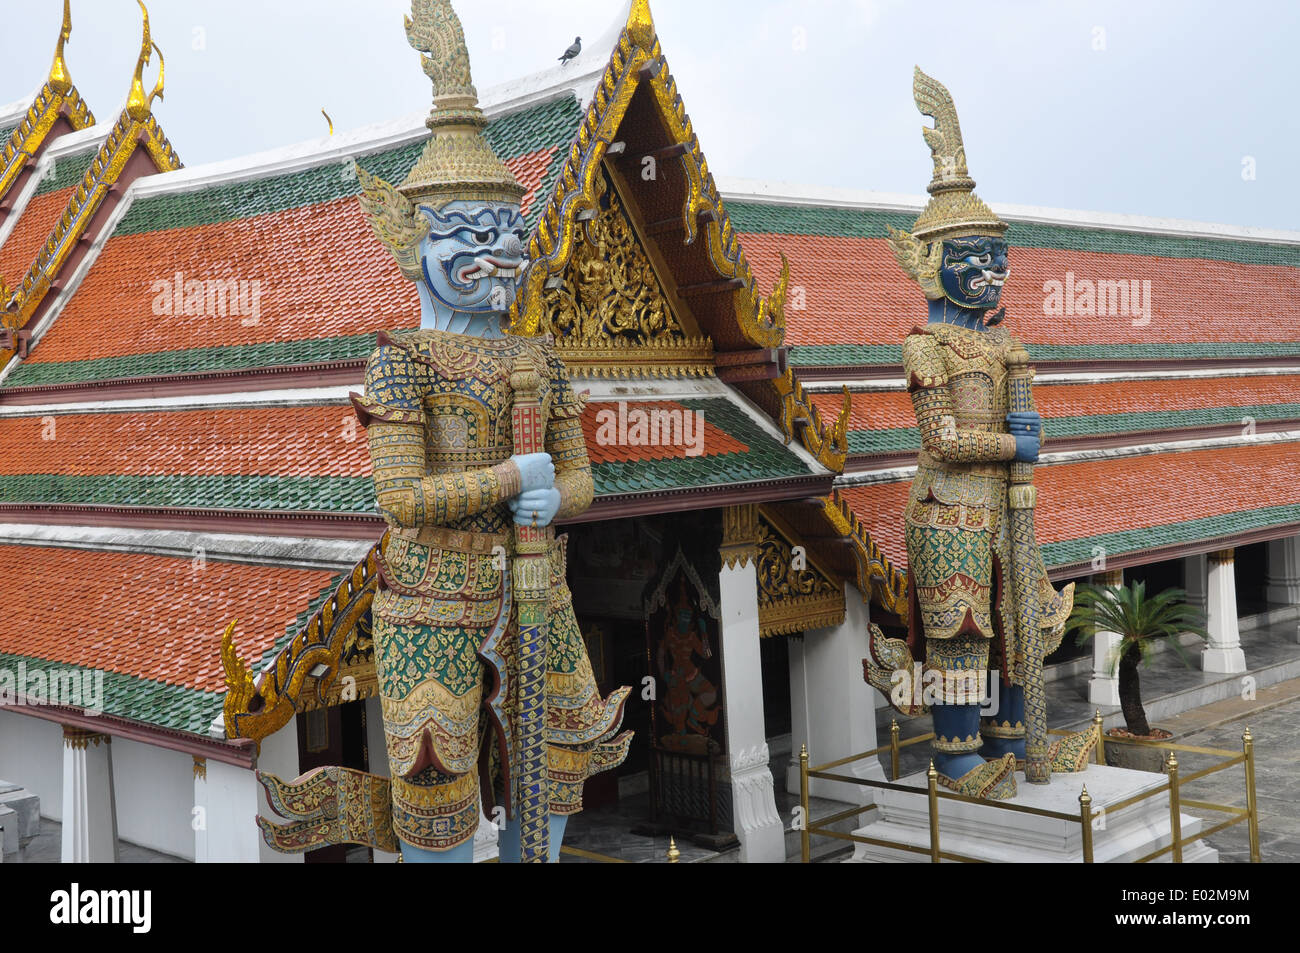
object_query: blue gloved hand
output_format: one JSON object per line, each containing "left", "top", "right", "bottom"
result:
{"left": 1006, "top": 411, "right": 1041, "bottom": 463}
{"left": 509, "top": 452, "right": 555, "bottom": 493}
{"left": 508, "top": 487, "right": 562, "bottom": 527}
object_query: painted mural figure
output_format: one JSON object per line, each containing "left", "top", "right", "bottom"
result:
{"left": 255, "top": 0, "right": 631, "bottom": 862}
{"left": 657, "top": 580, "right": 721, "bottom": 750}
{"left": 864, "top": 69, "right": 1097, "bottom": 799}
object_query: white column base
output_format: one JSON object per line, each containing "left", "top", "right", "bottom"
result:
{"left": 1204, "top": 551, "right": 1246, "bottom": 675}
{"left": 1088, "top": 675, "right": 1121, "bottom": 707}
{"left": 61, "top": 729, "right": 118, "bottom": 863}
{"left": 846, "top": 764, "right": 1217, "bottom": 863}
{"left": 729, "top": 744, "right": 785, "bottom": 864}
{"left": 1201, "top": 646, "right": 1247, "bottom": 674}
{"left": 1088, "top": 626, "right": 1123, "bottom": 708}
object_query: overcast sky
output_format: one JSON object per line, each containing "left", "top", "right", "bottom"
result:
{"left": 5, "top": 0, "right": 1298, "bottom": 230}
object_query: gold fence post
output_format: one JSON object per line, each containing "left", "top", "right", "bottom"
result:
{"left": 1243, "top": 727, "right": 1260, "bottom": 863}
{"left": 1079, "top": 785, "right": 1095, "bottom": 863}
{"left": 799, "top": 743, "right": 811, "bottom": 864}
{"left": 1093, "top": 709, "right": 1105, "bottom": 766}
{"left": 890, "top": 719, "right": 901, "bottom": 780}
{"left": 1167, "top": 751, "right": 1183, "bottom": 863}
{"left": 667, "top": 836, "right": 680, "bottom": 863}
{"left": 927, "top": 760, "right": 940, "bottom": 863}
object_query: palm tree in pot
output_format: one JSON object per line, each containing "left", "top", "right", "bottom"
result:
{"left": 1067, "top": 581, "right": 1208, "bottom": 769}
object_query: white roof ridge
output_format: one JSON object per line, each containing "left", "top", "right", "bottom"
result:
{"left": 0, "top": 85, "right": 45, "bottom": 126}
{"left": 716, "top": 175, "right": 1300, "bottom": 246}
{"left": 114, "top": 1, "right": 635, "bottom": 199}
{"left": 477, "top": 0, "right": 630, "bottom": 119}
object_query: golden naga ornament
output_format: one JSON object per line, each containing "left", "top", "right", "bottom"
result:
{"left": 886, "top": 67, "right": 1007, "bottom": 299}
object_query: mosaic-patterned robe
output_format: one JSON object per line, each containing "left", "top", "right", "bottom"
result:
{"left": 902, "top": 323, "right": 1071, "bottom": 692}
{"left": 352, "top": 329, "right": 631, "bottom": 851}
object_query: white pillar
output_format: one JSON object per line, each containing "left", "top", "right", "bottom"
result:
{"left": 1184, "top": 553, "right": 1208, "bottom": 614}
{"left": 61, "top": 727, "right": 118, "bottom": 863}
{"left": 1265, "top": 536, "right": 1300, "bottom": 605}
{"left": 790, "top": 584, "right": 884, "bottom": 804}
{"left": 1087, "top": 570, "right": 1125, "bottom": 707}
{"left": 1203, "top": 549, "right": 1247, "bottom": 674}
{"left": 718, "top": 506, "right": 784, "bottom": 864}
{"left": 195, "top": 723, "right": 302, "bottom": 863}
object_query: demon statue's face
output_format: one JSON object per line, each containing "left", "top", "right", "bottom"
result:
{"left": 939, "top": 235, "right": 1008, "bottom": 311}
{"left": 418, "top": 199, "right": 526, "bottom": 318}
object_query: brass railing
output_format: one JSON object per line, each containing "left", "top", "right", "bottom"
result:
{"left": 798, "top": 711, "right": 1261, "bottom": 864}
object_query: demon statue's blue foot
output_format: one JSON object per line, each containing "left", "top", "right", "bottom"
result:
{"left": 936, "top": 752, "right": 1018, "bottom": 800}
{"left": 932, "top": 703, "right": 1016, "bottom": 799}
{"left": 980, "top": 682, "right": 1098, "bottom": 772}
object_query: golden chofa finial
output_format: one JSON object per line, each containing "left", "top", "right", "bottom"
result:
{"left": 126, "top": 0, "right": 165, "bottom": 122}
{"left": 48, "top": 0, "right": 74, "bottom": 95}
{"left": 626, "top": 0, "right": 656, "bottom": 49}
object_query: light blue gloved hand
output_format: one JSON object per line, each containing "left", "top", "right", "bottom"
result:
{"left": 1006, "top": 411, "right": 1042, "bottom": 463}
{"left": 510, "top": 452, "right": 555, "bottom": 493}
{"left": 508, "top": 487, "right": 562, "bottom": 527}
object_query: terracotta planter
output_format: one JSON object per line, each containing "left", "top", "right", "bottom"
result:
{"left": 1103, "top": 727, "right": 1174, "bottom": 773}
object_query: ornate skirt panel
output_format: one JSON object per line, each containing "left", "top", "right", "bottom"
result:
{"left": 905, "top": 492, "right": 1006, "bottom": 643}
{"left": 371, "top": 536, "right": 632, "bottom": 842}
{"left": 390, "top": 765, "right": 481, "bottom": 852}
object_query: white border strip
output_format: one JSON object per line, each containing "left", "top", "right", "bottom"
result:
{"left": 0, "top": 385, "right": 358, "bottom": 417}
{"left": 802, "top": 365, "right": 1300, "bottom": 394}
{"left": 0, "top": 522, "right": 371, "bottom": 571}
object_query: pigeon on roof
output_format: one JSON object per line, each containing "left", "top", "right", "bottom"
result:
{"left": 559, "top": 36, "right": 581, "bottom": 65}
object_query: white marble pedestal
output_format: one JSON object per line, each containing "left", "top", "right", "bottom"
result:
{"left": 846, "top": 764, "right": 1218, "bottom": 863}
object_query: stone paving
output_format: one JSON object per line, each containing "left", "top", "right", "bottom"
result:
{"left": 1165, "top": 682, "right": 1300, "bottom": 864}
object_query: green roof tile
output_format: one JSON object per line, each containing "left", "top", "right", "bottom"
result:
{"left": 3, "top": 332, "right": 383, "bottom": 388}
{"left": 34, "top": 146, "right": 97, "bottom": 196}
{"left": 1043, "top": 505, "right": 1300, "bottom": 568}
{"left": 849, "top": 402, "right": 1300, "bottom": 454}
{"left": 590, "top": 398, "right": 814, "bottom": 495}
{"left": 0, "top": 474, "right": 376, "bottom": 512}
{"left": 115, "top": 95, "right": 580, "bottom": 239}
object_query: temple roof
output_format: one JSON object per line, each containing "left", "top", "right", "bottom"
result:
{"left": 2, "top": 0, "right": 1294, "bottom": 742}
{"left": 728, "top": 180, "right": 1300, "bottom": 577}
{"left": 0, "top": 541, "right": 344, "bottom": 734}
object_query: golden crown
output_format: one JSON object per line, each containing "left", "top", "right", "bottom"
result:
{"left": 397, "top": 0, "right": 524, "bottom": 208}
{"left": 886, "top": 67, "right": 1006, "bottom": 296}
{"left": 908, "top": 67, "right": 1004, "bottom": 242}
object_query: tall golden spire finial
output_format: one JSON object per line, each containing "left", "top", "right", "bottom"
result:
{"left": 912, "top": 66, "right": 972, "bottom": 195}
{"left": 626, "top": 0, "right": 656, "bottom": 49}
{"left": 48, "top": 0, "right": 74, "bottom": 95}
{"left": 126, "top": 1, "right": 165, "bottom": 122}
{"left": 886, "top": 67, "right": 1005, "bottom": 294}
{"left": 405, "top": 0, "right": 475, "bottom": 105}
{"left": 394, "top": 0, "right": 523, "bottom": 207}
